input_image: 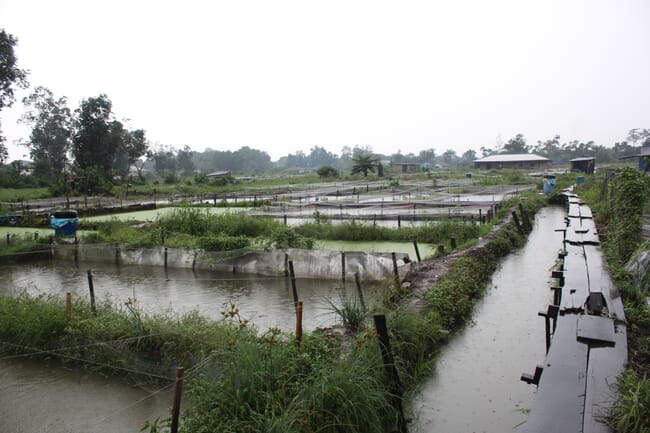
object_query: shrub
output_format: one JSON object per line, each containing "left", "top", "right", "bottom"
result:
{"left": 198, "top": 235, "right": 249, "bottom": 251}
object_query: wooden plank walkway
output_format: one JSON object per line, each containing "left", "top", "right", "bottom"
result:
{"left": 522, "top": 192, "right": 628, "bottom": 433}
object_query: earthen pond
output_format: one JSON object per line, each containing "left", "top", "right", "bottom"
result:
{"left": 1, "top": 205, "right": 564, "bottom": 433}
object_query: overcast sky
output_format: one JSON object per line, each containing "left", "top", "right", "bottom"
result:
{"left": 1, "top": 0, "right": 649, "bottom": 162}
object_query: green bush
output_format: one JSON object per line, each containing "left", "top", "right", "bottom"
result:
{"left": 198, "top": 235, "right": 249, "bottom": 251}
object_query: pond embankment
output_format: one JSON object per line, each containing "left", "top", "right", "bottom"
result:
{"left": 51, "top": 244, "right": 412, "bottom": 282}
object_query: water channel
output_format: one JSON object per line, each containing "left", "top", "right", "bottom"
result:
{"left": 0, "top": 206, "right": 565, "bottom": 433}
{"left": 412, "top": 206, "right": 565, "bottom": 433}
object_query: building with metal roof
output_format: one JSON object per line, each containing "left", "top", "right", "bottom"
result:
{"left": 473, "top": 154, "right": 551, "bottom": 170}
{"left": 570, "top": 157, "right": 596, "bottom": 174}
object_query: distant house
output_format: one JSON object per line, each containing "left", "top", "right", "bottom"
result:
{"left": 619, "top": 143, "right": 650, "bottom": 172}
{"left": 473, "top": 154, "right": 551, "bottom": 170}
{"left": 11, "top": 160, "right": 33, "bottom": 175}
{"left": 390, "top": 162, "right": 419, "bottom": 173}
{"left": 570, "top": 157, "right": 596, "bottom": 174}
{"left": 206, "top": 171, "right": 231, "bottom": 179}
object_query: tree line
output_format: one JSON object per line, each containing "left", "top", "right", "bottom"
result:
{"left": 1, "top": 29, "right": 648, "bottom": 193}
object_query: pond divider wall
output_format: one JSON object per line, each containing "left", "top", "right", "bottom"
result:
{"left": 52, "top": 244, "right": 412, "bottom": 282}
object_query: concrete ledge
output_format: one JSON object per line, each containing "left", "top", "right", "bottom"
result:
{"left": 51, "top": 244, "right": 412, "bottom": 282}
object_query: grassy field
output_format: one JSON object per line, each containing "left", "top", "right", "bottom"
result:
{"left": 0, "top": 187, "right": 51, "bottom": 204}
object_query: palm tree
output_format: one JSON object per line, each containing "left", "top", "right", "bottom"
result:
{"left": 351, "top": 154, "right": 378, "bottom": 176}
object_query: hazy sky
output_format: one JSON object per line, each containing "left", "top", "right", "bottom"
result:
{"left": 1, "top": 0, "right": 649, "bottom": 162}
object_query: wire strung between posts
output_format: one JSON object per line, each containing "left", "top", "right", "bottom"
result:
{"left": 0, "top": 340, "right": 172, "bottom": 381}
{"left": 90, "top": 353, "right": 217, "bottom": 427}
{"left": 0, "top": 248, "right": 53, "bottom": 256}
{"left": 0, "top": 333, "right": 166, "bottom": 361}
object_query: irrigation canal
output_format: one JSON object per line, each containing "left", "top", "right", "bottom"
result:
{"left": 0, "top": 205, "right": 611, "bottom": 433}
{"left": 412, "top": 206, "right": 566, "bottom": 433}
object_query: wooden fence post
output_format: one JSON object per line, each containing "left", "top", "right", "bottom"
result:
{"left": 66, "top": 292, "right": 72, "bottom": 320}
{"left": 354, "top": 271, "right": 366, "bottom": 311}
{"left": 295, "top": 301, "right": 303, "bottom": 344}
{"left": 341, "top": 252, "right": 346, "bottom": 283}
{"left": 289, "top": 260, "right": 299, "bottom": 309}
{"left": 391, "top": 252, "right": 399, "bottom": 284}
{"left": 512, "top": 211, "right": 523, "bottom": 234}
{"left": 87, "top": 270, "right": 96, "bottom": 314}
{"left": 412, "top": 239, "right": 421, "bottom": 263}
{"left": 170, "top": 367, "right": 185, "bottom": 433}
{"left": 373, "top": 314, "right": 408, "bottom": 433}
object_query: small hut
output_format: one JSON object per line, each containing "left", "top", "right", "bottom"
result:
{"left": 619, "top": 143, "right": 650, "bottom": 172}
{"left": 569, "top": 157, "right": 596, "bottom": 174}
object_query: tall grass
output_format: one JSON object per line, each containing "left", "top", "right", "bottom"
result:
{"left": 326, "top": 294, "right": 368, "bottom": 331}
{"left": 610, "top": 370, "right": 650, "bottom": 433}
{"left": 297, "top": 218, "right": 481, "bottom": 244}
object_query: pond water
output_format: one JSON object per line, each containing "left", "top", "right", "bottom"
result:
{"left": 0, "top": 260, "right": 385, "bottom": 333}
{"left": 0, "top": 259, "right": 386, "bottom": 433}
{"left": 411, "top": 206, "right": 566, "bottom": 433}
{"left": 0, "top": 357, "right": 171, "bottom": 433}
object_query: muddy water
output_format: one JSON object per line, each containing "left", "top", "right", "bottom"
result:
{"left": 0, "top": 260, "right": 385, "bottom": 332}
{"left": 0, "top": 358, "right": 171, "bottom": 433}
{"left": 0, "top": 261, "right": 385, "bottom": 433}
{"left": 412, "top": 206, "right": 566, "bottom": 433}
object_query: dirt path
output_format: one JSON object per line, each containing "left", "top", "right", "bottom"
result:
{"left": 402, "top": 212, "right": 515, "bottom": 313}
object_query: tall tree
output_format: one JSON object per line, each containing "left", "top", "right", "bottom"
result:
{"left": 533, "top": 135, "right": 562, "bottom": 162}
{"left": 0, "top": 29, "right": 29, "bottom": 164}
{"left": 307, "top": 145, "right": 336, "bottom": 167}
{"left": 176, "top": 145, "right": 195, "bottom": 176}
{"left": 151, "top": 144, "right": 177, "bottom": 175}
{"left": 501, "top": 133, "right": 530, "bottom": 154}
{"left": 114, "top": 127, "right": 148, "bottom": 181}
{"left": 20, "top": 86, "right": 72, "bottom": 182}
{"left": 72, "top": 94, "right": 119, "bottom": 188}
{"left": 460, "top": 149, "right": 477, "bottom": 166}
{"left": 418, "top": 148, "right": 436, "bottom": 163}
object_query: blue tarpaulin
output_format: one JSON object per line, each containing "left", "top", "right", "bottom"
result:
{"left": 51, "top": 213, "right": 79, "bottom": 236}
